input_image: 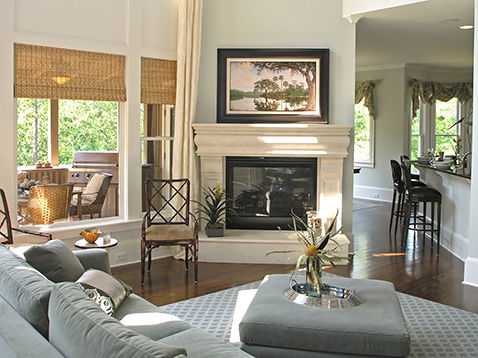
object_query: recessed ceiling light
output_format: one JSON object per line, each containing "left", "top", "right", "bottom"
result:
{"left": 440, "top": 18, "right": 459, "bottom": 24}
{"left": 459, "top": 25, "right": 474, "bottom": 30}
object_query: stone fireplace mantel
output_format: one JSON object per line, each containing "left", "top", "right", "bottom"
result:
{"left": 192, "top": 123, "right": 352, "bottom": 264}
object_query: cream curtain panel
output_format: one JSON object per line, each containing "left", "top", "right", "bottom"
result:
{"left": 355, "top": 80, "right": 380, "bottom": 118}
{"left": 14, "top": 43, "right": 126, "bottom": 101}
{"left": 141, "top": 57, "right": 177, "bottom": 104}
{"left": 410, "top": 78, "right": 473, "bottom": 116}
{"left": 172, "top": 0, "right": 203, "bottom": 188}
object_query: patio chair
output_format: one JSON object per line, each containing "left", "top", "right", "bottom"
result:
{"left": 27, "top": 184, "right": 74, "bottom": 225}
{"left": 141, "top": 178, "right": 198, "bottom": 285}
{"left": 0, "top": 188, "right": 52, "bottom": 245}
{"left": 69, "top": 172, "right": 112, "bottom": 219}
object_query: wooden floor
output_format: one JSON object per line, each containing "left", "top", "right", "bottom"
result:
{"left": 113, "top": 201, "right": 478, "bottom": 313}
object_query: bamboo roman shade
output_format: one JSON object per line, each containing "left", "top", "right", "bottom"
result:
{"left": 141, "top": 57, "right": 177, "bottom": 104}
{"left": 14, "top": 43, "right": 126, "bottom": 101}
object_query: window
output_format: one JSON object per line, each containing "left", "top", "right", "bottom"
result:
{"left": 410, "top": 98, "right": 462, "bottom": 158}
{"left": 354, "top": 99, "right": 374, "bottom": 166}
{"left": 410, "top": 105, "right": 421, "bottom": 160}
{"left": 434, "top": 98, "right": 458, "bottom": 156}
{"left": 17, "top": 98, "right": 119, "bottom": 225}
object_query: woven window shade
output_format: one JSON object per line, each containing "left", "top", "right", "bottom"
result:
{"left": 14, "top": 43, "right": 126, "bottom": 101}
{"left": 141, "top": 57, "right": 177, "bottom": 104}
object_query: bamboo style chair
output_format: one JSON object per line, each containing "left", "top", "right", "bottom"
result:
{"left": 141, "top": 179, "right": 198, "bottom": 286}
{"left": 0, "top": 188, "right": 52, "bottom": 245}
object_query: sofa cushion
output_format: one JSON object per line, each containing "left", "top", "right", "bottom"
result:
{"left": 0, "top": 244, "right": 53, "bottom": 337}
{"left": 48, "top": 282, "right": 187, "bottom": 358}
{"left": 0, "top": 296, "right": 64, "bottom": 358}
{"left": 115, "top": 293, "right": 192, "bottom": 340}
{"left": 160, "top": 327, "right": 253, "bottom": 357}
{"left": 24, "top": 239, "right": 85, "bottom": 282}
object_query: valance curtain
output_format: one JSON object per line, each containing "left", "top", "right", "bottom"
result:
{"left": 14, "top": 43, "right": 126, "bottom": 101}
{"left": 355, "top": 80, "right": 380, "bottom": 118}
{"left": 410, "top": 78, "right": 473, "bottom": 116}
{"left": 141, "top": 57, "right": 177, "bottom": 104}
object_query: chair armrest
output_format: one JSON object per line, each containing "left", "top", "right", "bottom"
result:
{"left": 11, "top": 227, "right": 52, "bottom": 241}
{"left": 71, "top": 190, "right": 82, "bottom": 218}
{"left": 73, "top": 249, "right": 111, "bottom": 274}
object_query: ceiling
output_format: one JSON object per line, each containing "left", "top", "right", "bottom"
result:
{"left": 356, "top": 0, "right": 474, "bottom": 69}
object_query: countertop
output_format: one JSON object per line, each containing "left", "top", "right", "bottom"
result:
{"left": 412, "top": 162, "right": 471, "bottom": 180}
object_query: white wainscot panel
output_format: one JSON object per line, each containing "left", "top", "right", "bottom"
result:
{"left": 141, "top": 0, "right": 178, "bottom": 55}
{"left": 14, "top": 0, "right": 128, "bottom": 44}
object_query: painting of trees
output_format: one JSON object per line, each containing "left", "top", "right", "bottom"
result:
{"left": 252, "top": 62, "right": 316, "bottom": 111}
{"left": 219, "top": 49, "right": 329, "bottom": 123}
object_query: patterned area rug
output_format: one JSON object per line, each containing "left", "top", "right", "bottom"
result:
{"left": 160, "top": 277, "right": 478, "bottom": 357}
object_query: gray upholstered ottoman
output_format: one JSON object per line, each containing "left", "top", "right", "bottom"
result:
{"left": 239, "top": 274, "right": 410, "bottom": 357}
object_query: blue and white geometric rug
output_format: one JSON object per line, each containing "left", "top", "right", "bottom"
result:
{"left": 161, "top": 279, "right": 478, "bottom": 357}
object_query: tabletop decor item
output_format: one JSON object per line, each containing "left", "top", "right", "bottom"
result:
{"left": 217, "top": 48, "right": 329, "bottom": 124}
{"left": 80, "top": 228, "right": 101, "bottom": 243}
{"left": 194, "top": 185, "right": 231, "bottom": 237}
{"left": 268, "top": 211, "right": 359, "bottom": 308}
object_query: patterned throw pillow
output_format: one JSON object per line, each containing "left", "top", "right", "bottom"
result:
{"left": 76, "top": 269, "right": 132, "bottom": 316}
{"left": 82, "top": 287, "right": 114, "bottom": 316}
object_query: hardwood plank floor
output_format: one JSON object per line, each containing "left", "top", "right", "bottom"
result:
{"left": 113, "top": 201, "right": 478, "bottom": 313}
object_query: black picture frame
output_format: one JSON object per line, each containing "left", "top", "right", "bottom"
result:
{"left": 217, "top": 48, "right": 329, "bottom": 124}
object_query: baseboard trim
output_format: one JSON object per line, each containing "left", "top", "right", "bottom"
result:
{"left": 353, "top": 185, "right": 393, "bottom": 202}
{"left": 464, "top": 257, "right": 478, "bottom": 287}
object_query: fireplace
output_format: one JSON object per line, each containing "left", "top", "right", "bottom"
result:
{"left": 226, "top": 156, "right": 317, "bottom": 230}
{"left": 192, "top": 123, "right": 352, "bottom": 264}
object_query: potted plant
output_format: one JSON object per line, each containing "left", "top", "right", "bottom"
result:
{"left": 195, "top": 184, "right": 229, "bottom": 237}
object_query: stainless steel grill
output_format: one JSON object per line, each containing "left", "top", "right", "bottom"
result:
{"left": 69, "top": 151, "right": 119, "bottom": 216}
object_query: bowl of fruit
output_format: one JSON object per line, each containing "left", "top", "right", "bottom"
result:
{"left": 80, "top": 228, "right": 101, "bottom": 243}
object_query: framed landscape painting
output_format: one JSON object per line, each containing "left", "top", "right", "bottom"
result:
{"left": 217, "top": 49, "right": 329, "bottom": 123}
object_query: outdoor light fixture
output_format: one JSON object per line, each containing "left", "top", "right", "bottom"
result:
{"left": 51, "top": 76, "right": 70, "bottom": 85}
{"left": 459, "top": 25, "right": 474, "bottom": 30}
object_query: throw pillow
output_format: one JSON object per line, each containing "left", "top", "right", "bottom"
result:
{"left": 49, "top": 282, "right": 187, "bottom": 358}
{"left": 24, "top": 240, "right": 85, "bottom": 283}
{"left": 76, "top": 269, "right": 132, "bottom": 315}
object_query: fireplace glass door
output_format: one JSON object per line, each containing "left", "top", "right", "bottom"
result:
{"left": 226, "top": 157, "right": 317, "bottom": 230}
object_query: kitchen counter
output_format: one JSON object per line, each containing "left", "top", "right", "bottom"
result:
{"left": 412, "top": 162, "right": 471, "bottom": 180}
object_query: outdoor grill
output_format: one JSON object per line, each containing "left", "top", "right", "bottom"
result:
{"left": 69, "top": 151, "right": 119, "bottom": 216}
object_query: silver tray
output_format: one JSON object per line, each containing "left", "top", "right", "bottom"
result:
{"left": 284, "top": 282, "right": 361, "bottom": 309}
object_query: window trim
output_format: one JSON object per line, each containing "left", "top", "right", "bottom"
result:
{"left": 409, "top": 98, "right": 462, "bottom": 158}
{"left": 354, "top": 101, "right": 375, "bottom": 168}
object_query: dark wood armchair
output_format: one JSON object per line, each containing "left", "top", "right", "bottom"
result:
{"left": 0, "top": 188, "right": 52, "bottom": 245}
{"left": 70, "top": 172, "right": 112, "bottom": 219}
{"left": 141, "top": 179, "right": 198, "bottom": 285}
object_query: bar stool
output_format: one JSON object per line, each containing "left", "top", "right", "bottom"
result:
{"left": 389, "top": 160, "right": 426, "bottom": 236}
{"left": 401, "top": 163, "right": 442, "bottom": 254}
{"left": 400, "top": 155, "right": 421, "bottom": 181}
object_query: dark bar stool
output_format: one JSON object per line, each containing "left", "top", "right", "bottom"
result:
{"left": 400, "top": 155, "right": 421, "bottom": 181}
{"left": 401, "top": 163, "right": 442, "bottom": 254}
{"left": 389, "top": 160, "right": 426, "bottom": 236}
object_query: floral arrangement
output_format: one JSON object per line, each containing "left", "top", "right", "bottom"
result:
{"left": 268, "top": 211, "right": 350, "bottom": 294}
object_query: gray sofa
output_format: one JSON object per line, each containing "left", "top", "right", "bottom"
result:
{"left": 0, "top": 244, "right": 251, "bottom": 357}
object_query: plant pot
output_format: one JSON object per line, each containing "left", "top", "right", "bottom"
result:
{"left": 205, "top": 227, "right": 224, "bottom": 237}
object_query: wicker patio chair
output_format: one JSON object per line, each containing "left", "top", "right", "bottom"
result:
{"left": 141, "top": 178, "right": 199, "bottom": 285}
{"left": 27, "top": 184, "right": 74, "bottom": 225}
{"left": 0, "top": 188, "right": 52, "bottom": 245}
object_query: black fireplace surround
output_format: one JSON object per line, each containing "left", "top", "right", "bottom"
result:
{"left": 226, "top": 156, "right": 317, "bottom": 230}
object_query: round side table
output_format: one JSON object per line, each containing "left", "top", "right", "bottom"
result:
{"left": 75, "top": 237, "right": 118, "bottom": 249}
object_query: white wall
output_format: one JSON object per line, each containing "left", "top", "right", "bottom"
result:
{"left": 354, "top": 66, "right": 407, "bottom": 201}
{"left": 196, "top": 0, "right": 356, "bottom": 235}
{"left": 463, "top": 0, "right": 478, "bottom": 287}
{"left": 0, "top": 0, "right": 178, "bottom": 266}
{"left": 343, "top": 0, "right": 427, "bottom": 19}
